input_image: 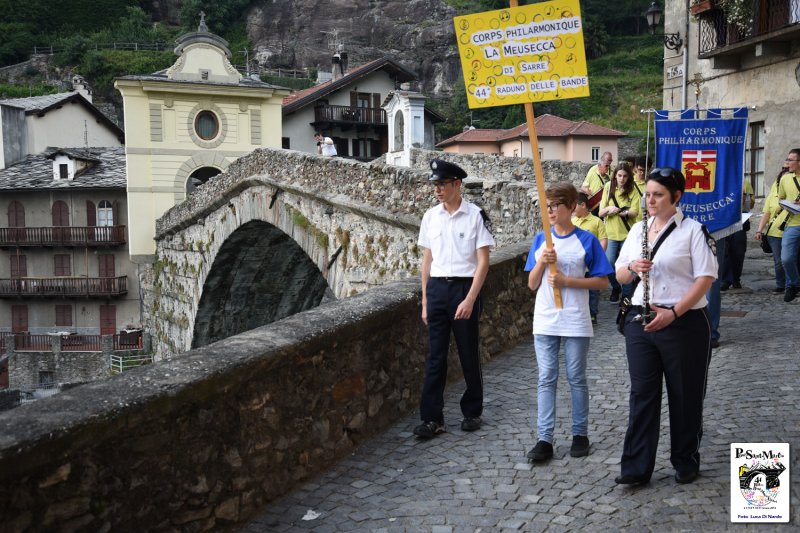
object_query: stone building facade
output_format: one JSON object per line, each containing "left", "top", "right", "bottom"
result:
{"left": 663, "top": 0, "right": 800, "bottom": 196}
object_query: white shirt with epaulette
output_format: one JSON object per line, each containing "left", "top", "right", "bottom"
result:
{"left": 418, "top": 199, "right": 495, "bottom": 278}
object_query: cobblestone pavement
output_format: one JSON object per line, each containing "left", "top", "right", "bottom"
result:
{"left": 245, "top": 245, "right": 799, "bottom": 532}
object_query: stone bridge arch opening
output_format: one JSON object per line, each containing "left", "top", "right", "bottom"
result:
{"left": 191, "top": 220, "right": 334, "bottom": 349}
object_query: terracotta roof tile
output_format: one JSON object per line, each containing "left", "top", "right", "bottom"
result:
{"left": 437, "top": 114, "right": 625, "bottom": 147}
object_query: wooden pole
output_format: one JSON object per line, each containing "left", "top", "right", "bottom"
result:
{"left": 510, "top": 0, "right": 563, "bottom": 308}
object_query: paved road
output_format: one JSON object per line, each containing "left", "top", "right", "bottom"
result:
{"left": 245, "top": 245, "right": 799, "bottom": 532}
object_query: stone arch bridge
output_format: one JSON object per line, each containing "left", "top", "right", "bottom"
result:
{"left": 147, "top": 148, "right": 590, "bottom": 358}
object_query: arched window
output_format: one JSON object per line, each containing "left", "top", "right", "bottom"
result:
{"left": 52, "top": 200, "right": 69, "bottom": 226}
{"left": 97, "top": 200, "right": 113, "bottom": 227}
{"left": 186, "top": 167, "right": 222, "bottom": 195}
{"left": 393, "top": 110, "right": 405, "bottom": 152}
{"left": 7, "top": 201, "right": 25, "bottom": 227}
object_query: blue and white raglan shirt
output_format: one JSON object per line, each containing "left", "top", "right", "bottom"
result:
{"left": 524, "top": 227, "right": 614, "bottom": 337}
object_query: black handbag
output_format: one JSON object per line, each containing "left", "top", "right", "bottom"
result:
{"left": 760, "top": 226, "right": 772, "bottom": 254}
{"left": 615, "top": 221, "right": 678, "bottom": 335}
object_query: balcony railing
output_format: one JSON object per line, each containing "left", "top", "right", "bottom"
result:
{"left": 0, "top": 331, "right": 143, "bottom": 352}
{"left": 698, "top": 0, "right": 800, "bottom": 55}
{"left": 0, "top": 226, "right": 126, "bottom": 247}
{"left": 313, "top": 105, "right": 386, "bottom": 126}
{"left": 0, "top": 277, "right": 128, "bottom": 298}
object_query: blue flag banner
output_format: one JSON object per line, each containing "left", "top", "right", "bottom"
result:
{"left": 654, "top": 108, "right": 748, "bottom": 237}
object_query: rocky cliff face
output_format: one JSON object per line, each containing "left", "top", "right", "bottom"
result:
{"left": 245, "top": 0, "right": 463, "bottom": 98}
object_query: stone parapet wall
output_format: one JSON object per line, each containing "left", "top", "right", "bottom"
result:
{"left": 0, "top": 244, "right": 533, "bottom": 532}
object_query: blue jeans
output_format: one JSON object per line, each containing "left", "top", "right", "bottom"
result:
{"left": 707, "top": 236, "right": 727, "bottom": 341}
{"left": 781, "top": 225, "right": 800, "bottom": 288}
{"left": 767, "top": 235, "right": 785, "bottom": 289}
{"left": 533, "top": 335, "right": 590, "bottom": 443}
{"left": 588, "top": 289, "right": 599, "bottom": 318}
{"left": 606, "top": 239, "right": 632, "bottom": 296}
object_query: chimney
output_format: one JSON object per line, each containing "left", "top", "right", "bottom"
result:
{"left": 332, "top": 52, "right": 345, "bottom": 81}
{"left": 72, "top": 75, "right": 92, "bottom": 103}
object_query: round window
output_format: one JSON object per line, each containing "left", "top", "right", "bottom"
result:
{"left": 195, "top": 111, "right": 219, "bottom": 140}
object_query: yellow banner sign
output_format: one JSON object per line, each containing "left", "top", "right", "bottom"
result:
{"left": 454, "top": 0, "right": 590, "bottom": 109}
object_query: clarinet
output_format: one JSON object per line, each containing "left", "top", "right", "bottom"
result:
{"left": 634, "top": 205, "right": 656, "bottom": 324}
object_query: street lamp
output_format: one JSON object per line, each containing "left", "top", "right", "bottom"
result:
{"left": 645, "top": 1, "right": 683, "bottom": 51}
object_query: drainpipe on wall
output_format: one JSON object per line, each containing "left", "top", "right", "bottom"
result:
{"left": 682, "top": 0, "right": 690, "bottom": 109}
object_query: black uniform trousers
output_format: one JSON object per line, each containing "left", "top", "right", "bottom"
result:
{"left": 620, "top": 307, "right": 712, "bottom": 479}
{"left": 419, "top": 277, "right": 483, "bottom": 423}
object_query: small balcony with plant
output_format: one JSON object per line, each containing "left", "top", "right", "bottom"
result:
{"left": 695, "top": 0, "right": 800, "bottom": 61}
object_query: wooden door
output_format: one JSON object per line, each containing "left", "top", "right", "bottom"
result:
{"left": 99, "top": 305, "right": 116, "bottom": 335}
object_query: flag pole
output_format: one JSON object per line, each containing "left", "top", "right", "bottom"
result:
{"left": 510, "top": 0, "right": 562, "bottom": 309}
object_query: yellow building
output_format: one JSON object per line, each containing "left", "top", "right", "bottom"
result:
{"left": 114, "top": 20, "right": 289, "bottom": 261}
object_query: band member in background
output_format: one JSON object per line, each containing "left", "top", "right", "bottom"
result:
{"left": 599, "top": 163, "right": 641, "bottom": 302}
{"left": 614, "top": 167, "right": 717, "bottom": 486}
{"left": 777, "top": 148, "right": 800, "bottom": 302}
{"left": 580, "top": 151, "right": 613, "bottom": 216}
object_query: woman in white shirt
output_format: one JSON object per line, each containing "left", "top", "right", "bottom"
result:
{"left": 613, "top": 167, "right": 717, "bottom": 486}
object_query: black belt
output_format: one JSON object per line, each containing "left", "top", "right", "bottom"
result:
{"left": 630, "top": 305, "right": 705, "bottom": 314}
{"left": 432, "top": 277, "right": 473, "bottom": 282}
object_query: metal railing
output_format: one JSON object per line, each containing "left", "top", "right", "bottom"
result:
{"left": 0, "top": 277, "right": 128, "bottom": 298}
{"left": 60, "top": 335, "right": 102, "bottom": 352}
{"left": 110, "top": 353, "right": 153, "bottom": 374}
{"left": 0, "top": 331, "right": 143, "bottom": 353}
{"left": 33, "top": 43, "right": 171, "bottom": 55}
{"left": 314, "top": 105, "right": 387, "bottom": 126}
{"left": 698, "top": 0, "right": 800, "bottom": 55}
{"left": 0, "top": 226, "right": 126, "bottom": 247}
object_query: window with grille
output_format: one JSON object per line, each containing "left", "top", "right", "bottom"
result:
{"left": 591, "top": 147, "right": 600, "bottom": 162}
{"left": 745, "top": 122, "right": 765, "bottom": 197}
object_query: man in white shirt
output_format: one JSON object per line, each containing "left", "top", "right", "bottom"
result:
{"left": 414, "top": 159, "right": 495, "bottom": 439}
{"left": 315, "top": 133, "right": 337, "bottom": 156}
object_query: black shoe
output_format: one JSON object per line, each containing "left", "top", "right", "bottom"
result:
{"left": 720, "top": 283, "right": 730, "bottom": 291}
{"left": 609, "top": 288, "right": 620, "bottom": 302}
{"left": 784, "top": 286, "right": 799, "bottom": 302}
{"left": 711, "top": 338, "right": 720, "bottom": 349}
{"left": 675, "top": 470, "right": 699, "bottom": 484}
{"left": 570, "top": 435, "right": 590, "bottom": 457}
{"left": 461, "top": 417, "right": 481, "bottom": 431}
{"left": 591, "top": 315, "right": 598, "bottom": 326}
{"left": 413, "top": 420, "right": 444, "bottom": 439}
{"left": 732, "top": 281, "right": 742, "bottom": 289}
{"left": 773, "top": 287, "right": 786, "bottom": 294}
{"left": 527, "top": 440, "right": 553, "bottom": 462}
{"left": 614, "top": 474, "right": 649, "bottom": 485}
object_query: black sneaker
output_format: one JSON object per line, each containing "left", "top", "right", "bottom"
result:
{"left": 732, "top": 281, "right": 742, "bottom": 289}
{"left": 413, "top": 421, "right": 445, "bottom": 439}
{"left": 570, "top": 435, "right": 590, "bottom": 457}
{"left": 785, "top": 286, "right": 799, "bottom": 303}
{"left": 773, "top": 287, "right": 786, "bottom": 294}
{"left": 711, "top": 338, "right": 720, "bottom": 349}
{"left": 720, "top": 283, "right": 730, "bottom": 291}
{"left": 461, "top": 417, "right": 481, "bottom": 431}
{"left": 526, "top": 440, "right": 553, "bottom": 462}
{"left": 609, "top": 288, "right": 620, "bottom": 302}
{"left": 591, "top": 315, "right": 598, "bottom": 326}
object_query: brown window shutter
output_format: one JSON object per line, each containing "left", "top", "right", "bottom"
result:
{"left": 8, "top": 201, "right": 25, "bottom": 227}
{"left": 86, "top": 200, "right": 96, "bottom": 226}
{"left": 52, "top": 201, "right": 69, "bottom": 226}
{"left": 112, "top": 200, "right": 120, "bottom": 225}
{"left": 350, "top": 91, "right": 358, "bottom": 107}
{"left": 11, "top": 255, "right": 27, "bottom": 278}
{"left": 373, "top": 93, "right": 381, "bottom": 109}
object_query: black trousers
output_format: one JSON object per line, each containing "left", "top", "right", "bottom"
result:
{"left": 620, "top": 307, "right": 712, "bottom": 479}
{"left": 419, "top": 278, "right": 483, "bottom": 423}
